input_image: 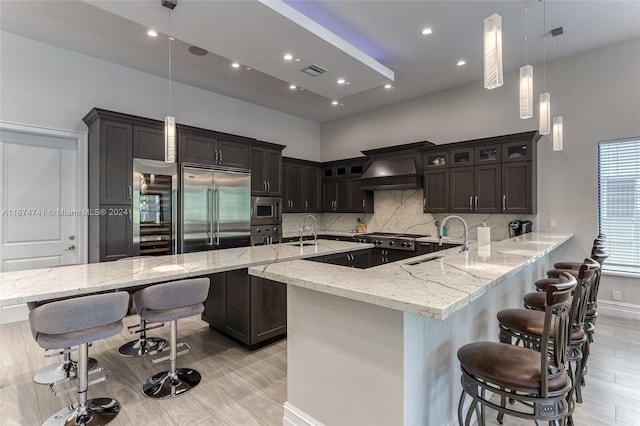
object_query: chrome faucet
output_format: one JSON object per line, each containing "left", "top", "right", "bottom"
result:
{"left": 300, "top": 215, "right": 318, "bottom": 246}
{"left": 438, "top": 215, "right": 469, "bottom": 252}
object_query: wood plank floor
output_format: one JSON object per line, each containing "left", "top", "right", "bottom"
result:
{"left": 0, "top": 315, "right": 637, "bottom": 425}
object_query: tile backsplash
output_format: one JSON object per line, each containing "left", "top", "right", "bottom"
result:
{"left": 283, "top": 189, "right": 536, "bottom": 242}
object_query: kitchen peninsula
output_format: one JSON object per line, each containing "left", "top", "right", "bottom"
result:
{"left": 0, "top": 232, "right": 572, "bottom": 426}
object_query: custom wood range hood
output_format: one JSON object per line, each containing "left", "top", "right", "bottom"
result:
{"left": 359, "top": 141, "right": 434, "bottom": 191}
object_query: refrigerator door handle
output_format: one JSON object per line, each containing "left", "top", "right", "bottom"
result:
{"left": 215, "top": 188, "right": 221, "bottom": 246}
{"left": 172, "top": 189, "right": 178, "bottom": 254}
{"left": 208, "top": 188, "right": 214, "bottom": 246}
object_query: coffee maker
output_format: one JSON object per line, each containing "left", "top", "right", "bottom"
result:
{"left": 509, "top": 220, "right": 533, "bottom": 237}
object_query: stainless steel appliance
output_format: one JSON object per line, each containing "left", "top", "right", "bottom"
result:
{"left": 133, "top": 158, "right": 178, "bottom": 256}
{"left": 251, "top": 196, "right": 282, "bottom": 226}
{"left": 181, "top": 164, "right": 251, "bottom": 253}
{"left": 354, "top": 232, "right": 430, "bottom": 251}
{"left": 250, "top": 196, "right": 282, "bottom": 245}
{"left": 508, "top": 220, "right": 533, "bottom": 237}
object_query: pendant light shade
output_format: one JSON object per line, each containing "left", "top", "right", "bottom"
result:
{"left": 539, "top": 92, "right": 551, "bottom": 135}
{"left": 164, "top": 115, "right": 176, "bottom": 163}
{"left": 553, "top": 116, "right": 563, "bottom": 151}
{"left": 519, "top": 65, "right": 533, "bottom": 119}
{"left": 483, "top": 13, "right": 503, "bottom": 90}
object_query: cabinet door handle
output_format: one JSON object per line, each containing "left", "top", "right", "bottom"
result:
{"left": 219, "top": 150, "right": 223, "bottom": 163}
{"left": 267, "top": 181, "right": 270, "bottom": 192}
{"left": 215, "top": 150, "right": 219, "bottom": 163}
{"left": 128, "top": 185, "right": 132, "bottom": 200}
{"left": 475, "top": 196, "right": 478, "bottom": 210}
{"left": 263, "top": 181, "right": 267, "bottom": 192}
{"left": 305, "top": 200, "right": 308, "bottom": 211}
{"left": 291, "top": 200, "right": 294, "bottom": 208}
{"left": 362, "top": 199, "right": 366, "bottom": 211}
{"left": 502, "top": 195, "right": 506, "bottom": 211}
{"left": 469, "top": 196, "right": 473, "bottom": 211}
{"left": 423, "top": 197, "right": 427, "bottom": 211}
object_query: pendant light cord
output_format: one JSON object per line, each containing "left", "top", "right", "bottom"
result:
{"left": 524, "top": 0, "right": 528, "bottom": 64}
{"left": 543, "top": 0, "right": 546, "bottom": 91}
{"left": 168, "top": 11, "right": 172, "bottom": 116}
{"left": 556, "top": 35, "right": 560, "bottom": 113}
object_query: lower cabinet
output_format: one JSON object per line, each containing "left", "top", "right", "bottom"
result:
{"left": 202, "top": 269, "right": 287, "bottom": 349}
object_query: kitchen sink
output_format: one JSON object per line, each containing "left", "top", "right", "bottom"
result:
{"left": 287, "top": 241, "right": 318, "bottom": 247}
{"left": 404, "top": 255, "right": 444, "bottom": 266}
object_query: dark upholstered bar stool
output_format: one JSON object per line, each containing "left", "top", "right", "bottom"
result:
{"left": 133, "top": 278, "right": 210, "bottom": 399}
{"left": 457, "top": 273, "right": 576, "bottom": 426}
{"left": 116, "top": 257, "right": 168, "bottom": 358}
{"left": 29, "top": 292, "right": 129, "bottom": 426}
{"left": 499, "top": 261, "right": 598, "bottom": 421}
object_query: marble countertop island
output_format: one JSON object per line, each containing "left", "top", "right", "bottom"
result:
{"left": 0, "top": 240, "right": 369, "bottom": 307}
{"left": 249, "top": 232, "right": 573, "bottom": 320}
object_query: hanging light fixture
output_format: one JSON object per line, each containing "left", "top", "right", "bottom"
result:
{"left": 163, "top": 0, "right": 176, "bottom": 163}
{"left": 539, "top": 1, "right": 551, "bottom": 135}
{"left": 484, "top": 13, "right": 503, "bottom": 89}
{"left": 519, "top": 1, "right": 533, "bottom": 119}
{"left": 552, "top": 27, "right": 564, "bottom": 151}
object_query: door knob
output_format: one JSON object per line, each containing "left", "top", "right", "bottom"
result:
{"left": 67, "top": 245, "right": 76, "bottom": 251}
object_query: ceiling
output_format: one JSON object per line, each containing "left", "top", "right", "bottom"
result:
{"left": 1, "top": 0, "right": 639, "bottom": 123}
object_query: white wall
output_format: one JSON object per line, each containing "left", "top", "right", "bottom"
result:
{"left": 0, "top": 31, "right": 321, "bottom": 160}
{"left": 321, "top": 38, "right": 640, "bottom": 308}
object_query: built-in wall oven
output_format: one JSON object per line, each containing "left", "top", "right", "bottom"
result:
{"left": 250, "top": 196, "right": 282, "bottom": 245}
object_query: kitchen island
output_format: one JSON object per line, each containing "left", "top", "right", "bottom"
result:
{"left": 248, "top": 232, "right": 572, "bottom": 426}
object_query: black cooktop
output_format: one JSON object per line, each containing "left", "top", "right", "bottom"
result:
{"left": 362, "top": 232, "right": 429, "bottom": 239}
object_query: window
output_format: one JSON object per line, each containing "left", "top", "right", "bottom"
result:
{"left": 598, "top": 138, "right": 640, "bottom": 274}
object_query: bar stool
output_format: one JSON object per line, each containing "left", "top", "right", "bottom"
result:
{"left": 116, "top": 257, "right": 168, "bottom": 357}
{"left": 498, "top": 261, "right": 598, "bottom": 421}
{"left": 457, "top": 273, "right": 576, "bottom": 425}
{"left": 29, "top": 291, "right": 129, "bottom": 426}
{"left": 133, "top": 277, "right": 210, "bottom": 399}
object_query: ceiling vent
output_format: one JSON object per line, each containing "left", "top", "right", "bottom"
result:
{"left": 302, "top": 64, "right": 328, "bottom": 77}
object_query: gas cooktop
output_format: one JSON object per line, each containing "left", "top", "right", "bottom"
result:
{"left": 356, "top": 232, "right": 432, "bottom": 251}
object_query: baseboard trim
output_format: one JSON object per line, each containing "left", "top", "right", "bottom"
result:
{"left": 283, "top": 402, "right": 324, "bottom": 426}
{"left": 598, "top": 300, "right": 640, "bottom": 320}
{"left": 0, "top": 303, "right": 29, "bottom": 325}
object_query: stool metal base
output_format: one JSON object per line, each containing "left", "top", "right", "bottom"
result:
{"left": 42, "top": 398, "right": 120, "bottom": 426}
{"left": 142, "top": 368, "right": 201, "bottom": 399}
{"left": 118, "top": 337, "right": 167, "bottom": 358}
{"left": 34, "top": 358, "right": 98, "bottom": 385}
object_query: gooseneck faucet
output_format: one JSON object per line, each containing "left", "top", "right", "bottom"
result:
{"left": 438, "top": 215, "right": 469, "bottom": 252}
{"left": 300, "top": 215, "right": 318, "bottom": 247}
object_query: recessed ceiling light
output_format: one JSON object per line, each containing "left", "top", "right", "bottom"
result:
{"left": 421, "top": 28, "right": 433, "bottom": 36}
{"left": 384, "top": 84, "right": 393, "bottom": 89}
{"left": 147, "top": 30, "right": 158, "bottom": 37}
{"left": 231, "top": 62, "right": 240, "bottom": 68}
{"left": 295, "top": 58, "right": 301, "bottom": 62}
{"left": 283, "top": 53, "right": 294, "bottom": 61}
{"left": 457, "top": 60, "right": 466, "bottom": 66}
{"left": 337, "top": 78, "right": 346, "bottom": 85}
{"left": 331, "top": 100, "right": 339, "bottom": 105}
{"left": 246, "top": 67, "right": 252, "bottom": 71}
{"left": 168, "top": 36, "right": 175, "bottom": 41}
{"left": 289, "top": 84, "right": 297, "bottom": 90}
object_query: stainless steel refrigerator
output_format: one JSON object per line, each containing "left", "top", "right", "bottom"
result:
{"left": 181, "top": 164, "right": 251, "bottom": 253}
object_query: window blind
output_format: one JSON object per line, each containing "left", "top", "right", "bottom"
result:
{"left": 598, "top": 138, "right": 640, "bottom": 274}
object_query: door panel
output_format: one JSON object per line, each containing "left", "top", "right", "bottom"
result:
{"left": 218, "top": 138, "right": 250, "bottom": 169}
{"left": 423, "top": 169, "right": 449, "bottom": 213}
{"left": 475, "top": 164, "right": 501, "bottom": 213}
{"left": 101, "top": 120, "right": 132, "bottom": 204}
{"left": 182, "top": 167, "right": 214, "bottom": 253}
{"left": 450, "top": 166, "right": 474, "bottom": 213}
{"left": 0, "top": 131, "right": 80, "bottom": 271}
{"left": 213, "top": 170, "right": 251, "bottom": 247}
{"left": 180, "top": 133, "right": 215, "bottom": 165}
{"left": 133, "top": 124, "right": 164, "bottom": 161}
{"left": 502, "top": 161, "right": 533, "bottom": 213}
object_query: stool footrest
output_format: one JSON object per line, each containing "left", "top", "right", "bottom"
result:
{"left": 150, "top": 342, "right": 190, "bottom": 364}
{"left": 50, "top": 367, "right": 106, "bottom": 396}
{"left": 128, "top": 322, "right": 164, "bottom": 334}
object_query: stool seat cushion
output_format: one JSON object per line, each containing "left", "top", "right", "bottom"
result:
{"left": 586, "top": 307, "right": 598, "bottom": 317}
{"left": 523, "top": 292, "right": 546, "bottom": 310}
{"left": 534, "top": 277, "right": 560, "bottom": 291}
{"left": 457, "top": 342, "right": 569, "bottom": 392}
{"left": 498, "top": 308, "right": 585, "bottom": 342}
{"left": 141, "top": 303, "right": 205, "bottom": 323}
{"left": 37, "top": 320, "right": 124, "bottom": 350}
{"left": 553, "top": 261, "right": 581, "bottom": 270}
{"left": 547, "top": 269, "right": 579, "bottom": 279}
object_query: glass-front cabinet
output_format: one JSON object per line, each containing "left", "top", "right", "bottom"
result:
{"left": 502, "top": 140, "right": 533, "bottom": 162}
{"left": 474, "top": 144, "right": 501, "bottom": 163}
{"left": 424, "top": 151, "right": 449, "bottom": 168}
{"left": 450, "top": 148, "right": 474, "bottom": 167}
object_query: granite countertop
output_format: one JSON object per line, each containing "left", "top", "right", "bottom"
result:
{"left": 249, "top": 232, "right": 573, "bottom": 320}
{"left": 0, "top": 240, "right": 369, "bottom": 307}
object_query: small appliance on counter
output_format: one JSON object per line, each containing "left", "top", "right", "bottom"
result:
{"left": 508, "top": 220, "right": 532, "bottom": 237}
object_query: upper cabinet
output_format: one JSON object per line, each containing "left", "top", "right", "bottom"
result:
{"left": 179, "top": 125, "right": 251, "bottom": 169}
{"left": 251, "top": 142, "right": 284, "bottom": 196}
{"left": 422, "top": 131, "right": 538, "bottom": 214}
{"left": 283, "top": 158, "right": 322, "bottom": 213}
{"left": 322, "top": 159, "right": 373, "bottom": 213}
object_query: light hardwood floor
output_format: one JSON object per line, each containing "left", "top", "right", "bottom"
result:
{"left": 0, "top": 314, "right": 637, "bottom": 425}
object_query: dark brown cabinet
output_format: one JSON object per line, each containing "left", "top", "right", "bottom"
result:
{"left": 422, "top": 131, "right": 538, "bottom": 215}
{"left": 323, "top": 160, "right": 373, "bottom": 213}
{"left": 282, "top": 158, "right": 322, "bottom": 212}
{"left": 85, "top": 109, "right": 165, "bottom": 262}
{"left": 179, "top": 126, "right": 251, "bottom": 169}
{"left": 202, "top": 269, "right": 286, "bottom": 349}
{"left": 251, "top": 143, "right": 284, "bottom": 196}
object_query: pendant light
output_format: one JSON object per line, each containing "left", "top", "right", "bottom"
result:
{"left": 539, "top": 1, "right": 551, "bottom": 135}
{"left": 519, "top": 1, "right": 533, "bottom": 119}
{"left": 484, "top": 13, "right": 503, "bottom": 89}
{"left": 552, "top": 27, "right": 564, "bottom": 151}
{"left": 163, "top": 0, "right": 176, "bottom": 164}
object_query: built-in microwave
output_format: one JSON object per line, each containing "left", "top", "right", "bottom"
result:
{"left": 251, "top": 196, "right": 282, "bottom": 226}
